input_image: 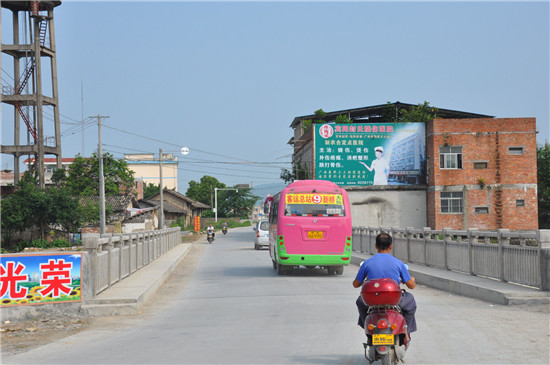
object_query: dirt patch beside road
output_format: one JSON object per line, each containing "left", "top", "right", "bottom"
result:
{"left": 1, "top": 314, "right": 92, "bottom": 355}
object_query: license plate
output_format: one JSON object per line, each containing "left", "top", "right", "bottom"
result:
{"left": 307, "top": 231, "right": 323, "bottom": 239}
{"left": 372, "top": 334, "right": 394, "bottom": 345}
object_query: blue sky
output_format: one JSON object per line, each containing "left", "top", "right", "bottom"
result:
{"left": 2, "top": 1, "right": 549, "bottom": 193}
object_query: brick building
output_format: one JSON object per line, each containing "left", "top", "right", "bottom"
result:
{"left": 427, "top": 118, "right": 538, "bottom": 230}
{"left": 288, "top": 103, "right": 539, "bottom": 230}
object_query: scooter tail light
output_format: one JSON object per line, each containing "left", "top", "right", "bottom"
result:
{"left": 367, "top": 324, "right": 375, "bottom": 331}
{"left": 390, "top": 324, "right": 397, "bottom": 330}
{"left": 377, "top": 320, "right": 388, "bottom": 329}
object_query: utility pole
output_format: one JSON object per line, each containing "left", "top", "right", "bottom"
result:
{"left": 90, "top": 114, "right": 110, "bottom": 235}
{"left": 159, "top": 148, "right": 164, "bottom": 230}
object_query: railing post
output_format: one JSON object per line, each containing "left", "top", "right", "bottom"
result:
{"left": 497, "top": 229, "right": 509, "bottom": 282}
{"left": 368, "top": 227, "right": 375, "bottom": 254}
{"left": 406, "top": 227, "right": 413, "bottom": 263}
{"left": 356, "top": 226, "right": 363, "bottom": 252}
{"left": 390, "top": 227, "right": 396, "bottom": 256}
{"left": 423, "top": 227, "right": 430, "bottom": 266}
{"left": 83, "top": 236, "right": 99, "bottom": 298}
{"left": 106, "top": 235, "right": 113, "bottom": 288}
{"left": 467, "top": 229, "right": 475, "bottom": 276}
{"left": 132, "top": 233, "right": 138, "bottom": 273}
{"left": 443, "top": 228, "right": 450, "bottom": 270}
{"left": 537, "top": 230, "right": 550, "bottom": 290}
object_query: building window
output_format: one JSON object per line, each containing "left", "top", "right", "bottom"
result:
{"left": 516, "top": 199, "right": 525, "bottom": 207}
{"left": 473, "top": 161, "right": 488, "bottom": 169}
{"left": 440, "top": 191, "right": 463, "bottom": 213}
{"left": 474, "top": 206, "right": 489, "bottom": 214}
{"left": 508, "top": 146, "right": 524, "bottom": 155}
{"left": 439, "top": 146, "right": 463, "bottom": 169}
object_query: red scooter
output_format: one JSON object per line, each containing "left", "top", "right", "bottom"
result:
{"left": 361, "top": 278, "right": 409, "bottom": 365}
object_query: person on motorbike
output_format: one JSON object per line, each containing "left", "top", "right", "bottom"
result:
{"left": 207, "top": 224, "right": 215, "bottom": 239}
{"left": 352, "top": 232, "right": 417, "bottom": 340}
{"left": 222, "top": 222, "right": 228, "bottom": 230}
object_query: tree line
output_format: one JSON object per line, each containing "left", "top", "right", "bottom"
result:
{"left": 1, "top": 153, "right": 259, "bottom": 251}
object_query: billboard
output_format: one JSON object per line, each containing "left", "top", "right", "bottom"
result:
{"left": 1, "top": 253, "right": 82, "bottom": 307}
{"left": 314, "top": 123, "right": 426, "bottom": 186}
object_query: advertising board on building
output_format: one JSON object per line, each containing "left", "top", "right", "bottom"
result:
{"left": 314, "top": 123, "right": 426, "bottom": 186}
{"left": 1, "top": 253, "right": 82, "bottom": 307}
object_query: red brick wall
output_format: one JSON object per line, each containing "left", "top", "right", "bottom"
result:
{"left": 427, "top": 118, "right": 538, "bottom": 230}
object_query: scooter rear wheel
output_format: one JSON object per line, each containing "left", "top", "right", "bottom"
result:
{"left": 380, "top": 350, "right": 396, "bottom": 365}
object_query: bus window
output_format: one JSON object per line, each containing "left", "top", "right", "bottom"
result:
{"left": 269, "top": 199, "right": 279, "bottom": 224}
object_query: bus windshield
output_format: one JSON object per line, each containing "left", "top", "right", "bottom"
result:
{"left": 284, "top": 193, "right": 345, "bottom": 217}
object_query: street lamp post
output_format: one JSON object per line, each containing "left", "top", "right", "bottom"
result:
{"left": 214, "top": 188, "right": 238, "bottom": 222}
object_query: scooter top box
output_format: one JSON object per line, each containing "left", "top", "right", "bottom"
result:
{"left": 361, "top": 278, "right": 402, "bottom": 306}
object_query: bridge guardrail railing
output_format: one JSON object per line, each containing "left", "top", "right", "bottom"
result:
{"left": 351, "top": 226, "right": 550, "bottom": 291}
{"left": 84, "top": 227, "right": 181, "bottom": 297}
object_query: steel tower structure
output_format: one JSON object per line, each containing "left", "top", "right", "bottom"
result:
{"left": 1, "top": 0, "right": 62, "bottom": 188}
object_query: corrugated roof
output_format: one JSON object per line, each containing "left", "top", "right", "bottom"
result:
{"left": 289, "top": 102, "right": 493, "bottom": 129}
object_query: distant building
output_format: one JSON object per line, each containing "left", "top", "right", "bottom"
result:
{"left": 252, "top": 205, "right": 266, "bottom": 222}
{"left": 23, "top": 157, "right": 75, "bottom": 185}
{"left": 139, "top": 189, "right": 209, "bottom": 228}
{"left": 125, "top": 153, "right": 179, "bottom": 191}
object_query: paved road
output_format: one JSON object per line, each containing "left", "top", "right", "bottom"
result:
{"left": 4, "top": 228, "right": 549, "bottom": 364}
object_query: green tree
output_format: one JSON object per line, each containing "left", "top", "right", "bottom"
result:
{"left": 280, "top": 168, "right": 295, "bottom": 185}
{"left": 217, "top": 188, "right": 260, "bottom": 218}
{"left": 280, "top": 160, "right": 309, "bottom": 185}
{"left": 301, "top": 108, "right": 328, "bottom": 133}
{"left": 65, "top": 153, "right": 135, "bottom": 196}
{"left": 143, "top": 182, "right": 161, "bottom": 199}
{"left": 399, "top": 101, "right": 439, "bottom": 123}
{"left": 335, "top": 114, "right": 352, "bottom": 123}
{"left": 382, "top": 101, "right": 438, "bottom": 123}
{"left": 186, "top": 175, "right": 226, "bottom": 206}
{"left": 538, "top": 143, "right": 550, "bottom": 228}
{"left": 1, "top": 172, "right": 82, "bottom": 245}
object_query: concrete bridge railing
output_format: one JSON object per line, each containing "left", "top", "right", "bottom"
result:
{"left": 352, "top": 227, "right": 550, "bottom": 291}
{"left": 83, "top": 227, "right": 182, "bottom": 298}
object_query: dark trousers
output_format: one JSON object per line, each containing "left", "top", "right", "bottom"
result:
{"left": 356, "top": 291, "right": 417, "bottom": 333}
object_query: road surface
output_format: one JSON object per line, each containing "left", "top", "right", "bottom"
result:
{"left": 4, "top": 227, "right": 548, "bottom": 364}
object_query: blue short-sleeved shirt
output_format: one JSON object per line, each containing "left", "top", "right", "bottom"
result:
{"left": 355, "top": 253, "right": 411, "bottom": 285}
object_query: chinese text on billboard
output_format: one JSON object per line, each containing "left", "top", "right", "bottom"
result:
{"left": 314, "top": 123, "right": 426, "bottom": 186}
{"left": 1, "top": 253, "right": 82, "bottom": 307}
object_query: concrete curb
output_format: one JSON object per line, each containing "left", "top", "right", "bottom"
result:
{"left": 351, "top": 251, "right": 549, "bottom": 306}
{"left": 81, "top": 243, "right": 192, "bottom": 316}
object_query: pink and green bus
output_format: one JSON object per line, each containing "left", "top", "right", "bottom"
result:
{"left": 266, "top": 180, "right": 352, "bottom": 275}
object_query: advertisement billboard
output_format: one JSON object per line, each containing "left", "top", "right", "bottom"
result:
{"left": 314, "top": 123, "right": 426, "bottom": 186}
{"left": 1, "top": 253, "right": 82, "bottom": 307}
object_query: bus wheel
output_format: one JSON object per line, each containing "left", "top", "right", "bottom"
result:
{"left": 277, "top": 262, "right": 286, "bottom": 275}
{"left": 335, "top": 266, "right": 344, "bottom": 275}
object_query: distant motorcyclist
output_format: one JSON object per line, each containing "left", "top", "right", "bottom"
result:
{"left": 207, "top": 224, "right": 215, "bottom": 239}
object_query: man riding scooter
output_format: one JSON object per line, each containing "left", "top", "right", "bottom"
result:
{"left": 353, "top": 233, "right": 417, "bottom": 342}
{"left": 207, "top": 223, "right": 215, "bottom": 241}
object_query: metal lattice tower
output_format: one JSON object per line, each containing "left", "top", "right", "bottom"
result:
{"left": 1, "top": 0, "right": 62, "bottom": 189}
